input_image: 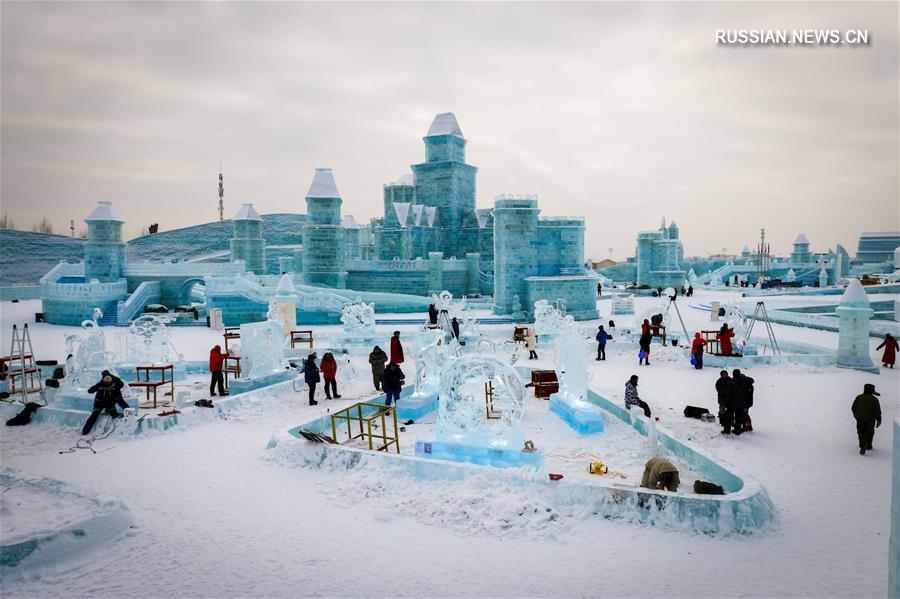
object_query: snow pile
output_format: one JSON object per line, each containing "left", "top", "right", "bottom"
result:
{"left": 1, "top": 469, "right": 132, "bottom": 571}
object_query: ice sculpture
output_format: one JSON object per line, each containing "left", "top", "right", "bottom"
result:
{"left": 549, "top": 317, "right": 604, "bottom": 434}
{"left": 121, "top": 314, "right": 183, "bottom": 365}
{"left": 611, "top": 293, "right": 635, "bottom": 315}
{"left": 60, "top": 308, "right": 118, "bottom": 394}
{"left": 533, "top": 300, "right": 566, "bottom": 337}
{"left": 408, "top": 329, "right": 447, "bottom": 415}
{"left": 785, "top": 269, "right": 796, "bottom": 283}
{"left": 435, "top": 356, "right": 525, "bottom": 448}
{"left": 331, "top": 301, "right": 377, "bottom": 348}
{"left": 835, "top": 279, "right": 878, "bottom": 373}
{"left": 415, "top": 355, "right": 540, "bottom": 467}
{"left": 340, "top": 301, "right": 376, "bottom": 337}
{"left": 721, "top": 302, "right": 747, "bottom": 346}
{"left": 818, "top": 268, "right": 828, "bottom": 288}
{"left": 239, "top": 321, "right": 289, "bottom": 379}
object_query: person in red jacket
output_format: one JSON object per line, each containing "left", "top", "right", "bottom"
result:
{"left": 691, "top": 332, "right": 707, "bottom": 370}
{"left": 390, "top": 331, "right": 404, "bottom": 364}
{"left": 320, "top": 352, "right": 342, "bottom": 399}
{"left": 717, "top": 323, "right": 734, "bottom": 356}
{"left": 876, "top": 333, "right": 898, "bottom": 368}
{"left": 209, "top": 345, "right": 228, "bottom": 396}
{"left": 641, "top": 319, "right": 651, "bottom": 335}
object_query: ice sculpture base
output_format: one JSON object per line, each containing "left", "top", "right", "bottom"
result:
{"left": 415, "top": 439, "right": 543, "bottom": 469}
{"left": 836, "top": 355, "right": 879, "bottom": 374}
{"left": 549, "top": 393, "right": 605, "bottom": 435}
{"left": 329, "top": 332, "right": 379, "bottom": 351}
{"left": 228, "top": 369, "right": 294, "bottom": 395}
{"left": 53, "top": 391, "right": 139, "bottom": 412}
{"left": 396, "top": 391, "right": 438, "bottom": 421}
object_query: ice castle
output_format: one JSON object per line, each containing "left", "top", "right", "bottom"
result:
{"left": 38, "top": 113, "right": 598, "bottom": 326}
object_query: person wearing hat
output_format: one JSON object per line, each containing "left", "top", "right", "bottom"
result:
{"left": 851, "top": 383, "right": 882, "bottom": 455}
{"left": 82, "top": 370, "right": 128, "bottom": 435}
{"left": 301, "top": 353, "right": 321, "bottom": 406}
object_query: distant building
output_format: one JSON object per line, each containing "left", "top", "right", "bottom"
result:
{"left": 635, "top": 217, "right": 685, "bottom": 288}
{"left": 856, "top": 232, "right": 900, "bottom": 265}
{"left": 590, "top": 258, "right": 617, "bottom": 270}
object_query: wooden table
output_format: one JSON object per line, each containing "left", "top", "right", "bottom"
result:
{"left": 290, "top": 330, "right": 314, "bottom": 349}
{"left": 129, "top": 364, "right": 174, "bottom": 409}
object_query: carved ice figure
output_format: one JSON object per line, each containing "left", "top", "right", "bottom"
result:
{"left": 437, "top": 355, "right": 526, "bottom": 449}
{"left": 60, "top": 308, "right": 118, "bottom": 394}
{"left": 785, "top": 269, "right": 796, "bottom": 283}
{"left": 534, "top": 300, "right": 566, "bottom": 336}
{"left": 339, "top": 301, "right": 376, "bottom": 337}
{"left": 553, "top": 316, "right": 588, "bottom": 404}
{"left": 722, "top": 301, "right": 748, "bottom": 345}
{"left": 122, "top": 313, "right": 183, "bottom": 365}
{"left": 240, "top": 321, "right": 288, "bottom": 379}
{"left": 412, "top": 329, "right": 447, "bottom": 398}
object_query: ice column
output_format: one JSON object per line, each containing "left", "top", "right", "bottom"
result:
{"left": 835, "top": 279, "right": 878, "bottom": 373}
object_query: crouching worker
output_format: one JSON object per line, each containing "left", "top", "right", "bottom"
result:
{"left": 82, "top": 371, "right": 128, "bottom": 435}
{"left": 640, "top": 456, "right": 680, "bottom": 492}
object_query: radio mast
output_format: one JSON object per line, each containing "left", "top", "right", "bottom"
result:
{"left": 218, "top": 162, "right": 225, "bottom": 221}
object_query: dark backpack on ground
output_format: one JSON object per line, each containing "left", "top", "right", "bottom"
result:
{"left": 683, "top": 405, "right": 710, "bottom": 419}
{"left": 693, "top": 480, "right": 725, "bottom": 495}
{"left": 6, "top": 403, "right": 41, "bottom": 426}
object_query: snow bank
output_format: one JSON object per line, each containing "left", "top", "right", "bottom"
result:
{"left": 0, "top": 469, "right": 132, "bottom": 572}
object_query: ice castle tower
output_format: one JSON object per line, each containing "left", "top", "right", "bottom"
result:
{"left": 411, "top": 112, "right": 478, "bottom": 258}
{"left": 84, "top": 201, "right": 126, "bottom": 282}
{"left": 302, "top": 168, "right": 346, "bottom": 289}
{"left": 230, "top": 203, "right": 266, "bottom": 274}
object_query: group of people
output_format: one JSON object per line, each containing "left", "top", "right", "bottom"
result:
{"left": 427, "top": 304, "right": 462, "bottom": 344}
{"left": 297, "top": 331, "right": 407, "bottom": 406}
{"left": 715, "top": 369, "right": 755, "bottom": 435}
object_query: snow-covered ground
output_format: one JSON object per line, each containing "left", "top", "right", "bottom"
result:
{"left": 1, "top": 290, "right": 897, "bottom": 597}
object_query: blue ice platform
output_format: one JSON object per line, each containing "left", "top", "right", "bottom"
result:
{"left": 396, "top": 391, "right": 438, "bottom": 421}
{"left": 549, "top": 393, "right": 604, "bottom": 435}
{"left": 414, "top": 440, "right": 543, "bottom": 469}
{"left": 228, "top": 369, "right": 295, "bottom": 395}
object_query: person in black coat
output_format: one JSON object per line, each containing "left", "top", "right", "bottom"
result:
{"left": 724, "top": 369, "right": 748, "bottom": 435}
{"left": 301, "top": 353, "right": 321, "bottom": 406}
{"left": 427, "top": 304, "right": 438, "bottom": 326}
{"left": 741, "top": 371, "right": 755, "bottom": 432}
{"left": 381, "top": 362, "right": 406, "bottom": 406}
{"left": 715, "top": 370, "right": 731, "bottom": 429}
{"left": 451, "top": 317, "right": 461, "bottom": 342}
{"left": 82, "top": 371, "right": 129, "bottom": 435}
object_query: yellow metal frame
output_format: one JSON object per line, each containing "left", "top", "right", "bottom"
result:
{"left": 331, "top": 402, "right": 400, "bottom": 453}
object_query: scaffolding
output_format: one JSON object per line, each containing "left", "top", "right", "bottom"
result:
{"left": 331, "top": 402, "right": 400, "bottom": 453}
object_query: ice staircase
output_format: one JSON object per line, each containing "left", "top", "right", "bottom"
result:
{"left": 97, "top": 301, "right": 122, "bottom": 326}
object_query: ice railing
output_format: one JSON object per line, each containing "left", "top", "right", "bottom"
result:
{"left": 39, "top": 261, "right": 83, "bottom": 285}
{"left": 42, "top": 276, "right": 126, "bottom": 301}
{"left": 345, "top": 257, "right": 469, "bottom": 272}
{"left": 116, "top": 281, "right": 161, "bottom": 326}
{"left": 124, "top": 261, "right": 246, "bottom": 277}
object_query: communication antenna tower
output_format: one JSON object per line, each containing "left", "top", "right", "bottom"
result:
{"left": 218, "top": 161, "right": 225, "bottom": 221}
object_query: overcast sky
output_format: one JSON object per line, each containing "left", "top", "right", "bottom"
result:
{"left": 2, "top": 1, "right": 897, "bottom": 260}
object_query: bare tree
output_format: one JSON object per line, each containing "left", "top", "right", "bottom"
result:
{"left": 32, "top": 216, "right": 53, "bottom": 234}
{"left": 0, "top": 212, "right": 15, "bottom": 229}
